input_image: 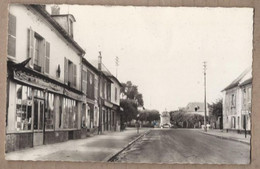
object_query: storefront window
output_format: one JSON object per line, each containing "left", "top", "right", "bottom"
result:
{"left": 81, "top": 104, "right": 86, "bottom": 128}
{"left": 63, "top": 98, "right": 78, "bottom": 129}
{"left": 16, "top": 84, "right": 32, "bottom": 131}
{"left": 45, "top": 93, "right": 54, "bottom": 129}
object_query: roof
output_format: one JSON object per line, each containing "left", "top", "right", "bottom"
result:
{"left": 30, "top": 5, "right": 85, "bottom": 56}
{"left": 185, "top": 102, "right": 208, "bottom": 112}
{"left": 51, "top": 14, "right": 76, "bottom": 22}
{"left": 82, "top": 57, "right": 99, "bottom": 75}
{"left": 222, "top": 67, "right": 252, "bottom": 91}
{"left": 89, "top": 60, "right": 122, "bottom": 86}
{"left": 239, "top": 77, "right": 252, "bottom": 87}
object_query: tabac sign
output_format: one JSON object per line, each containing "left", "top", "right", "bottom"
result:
{"left": 13, "top": 70, "right": 63, "bottom": 94}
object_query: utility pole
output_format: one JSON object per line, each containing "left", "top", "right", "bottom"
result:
{"left": 115, "top": 56, "right": 119, "bottom": 78}
{"left": 98, "top": 51, "right": 102, "bottom": 134}
{"left": 203, "top": 61, "right": 207, "bottom": 132}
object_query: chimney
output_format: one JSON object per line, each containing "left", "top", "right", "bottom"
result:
{"left": 51, "top": 5, "right": 60, "bottom": 15}
{"left": 98, "top": 51, "right": 102, "bottom": 71}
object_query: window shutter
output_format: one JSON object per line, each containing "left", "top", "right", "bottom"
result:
{"left": 27, "top": 28, "right": 34, "bottom": 67}
{"left": 64, "top": 58, "right": 68, "bottom": 84}
{"left": 83, "top": 70, "right": 87, "bottom": 94}
{"left": 8, "top": 13, "right": 16, "bottom": 57}
{"left": 45, "top": 41, "right": 50, "bottom": 74}
{"left": 73, "top": 64, "right": 77, "bottom": 88}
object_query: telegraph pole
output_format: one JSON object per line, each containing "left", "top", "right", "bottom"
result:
{"left": 115, "top": 56, "right": 119, "bottom": 78}
{"left": 203, "top": 61, "right": 207, "bottom": 132}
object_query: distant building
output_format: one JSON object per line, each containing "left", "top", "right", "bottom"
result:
{"left": 222, "top": 67, "right": 252, "bottom": 133}
{"left": 185, "top": 102, "right": 209, "bottom": 116}
{"left": 160, "top": 111, "right": 170, "bottom": 126}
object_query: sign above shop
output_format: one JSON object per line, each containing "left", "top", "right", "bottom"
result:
{"left": 13, "top": 70, "right": 63, "bottom": 94}
{"left": 64, "top": 88, "right": 84, "bottom": 101}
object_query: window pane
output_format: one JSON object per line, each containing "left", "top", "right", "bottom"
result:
{"left": 16, "top": 85, "right": 32, "bottom": 131}
{"left": 46, "top": 93, "right": 54, "bottom": 129}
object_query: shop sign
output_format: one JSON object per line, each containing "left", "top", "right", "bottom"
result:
{"left": 64, "top": 88, "right": 84, "bottom": 101}
{"left": 104, "top": 100, "right": 113, "bottom": 108}
{"left": 13, "top": 70, "right": 63, "bottom": 94}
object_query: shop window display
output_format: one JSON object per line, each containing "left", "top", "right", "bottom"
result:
{"left": 45, "top": 93, "right": 54, "bottom": 129}
{"left": 63, "top": 98, "right": 78, "bottom": 129}
{"left": 16, "top": 84, "right": 32, "bottom": 131}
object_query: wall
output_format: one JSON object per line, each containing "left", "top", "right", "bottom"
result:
{"left": 9, "top": 5, "right": 82, "bottom": 90}
{"left": 110, "top": 78, "right": 120, "bottom": 106}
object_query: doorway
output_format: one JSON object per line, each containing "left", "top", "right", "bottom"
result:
{"left": 33, "top": 99, "right": 44, "bottom": 146}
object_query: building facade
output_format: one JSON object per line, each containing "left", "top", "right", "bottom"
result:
{"left": 6, "top": 4, "right": 123, "bottom": 153}
{"left": 185, "top": 102, "right": 209, "bottom": 116}
{"left": 222, "top": 68, "right": 252, "bottom": 133}
{"left": 6, "top": 5, "right": 85, "bottom": 152}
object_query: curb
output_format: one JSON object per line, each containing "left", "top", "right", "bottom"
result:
{"left": 200, "top": 131, "right": 250, "bottom": 145}
{"left": 105, "top": 129, "right": 151, "bottom": 162}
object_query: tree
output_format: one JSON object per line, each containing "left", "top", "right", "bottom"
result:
{"left": 121, "top": 81, "right": 144, "bottom": 106}
{"left": 138, "top": 109, "right": 160, "bottom": 126}
{"left": 209, "top": 99, "right": 223, "bottom": 129}
{"left": 120, "top": 99, "right": 138, "bottom": 123}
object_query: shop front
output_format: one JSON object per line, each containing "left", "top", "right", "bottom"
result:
{"left": 6, "top": 68, "right": 83, "bottom": 152}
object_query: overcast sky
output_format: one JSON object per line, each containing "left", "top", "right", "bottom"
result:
{"left": 47, "top": 5, "right": 253, "bottom": 112}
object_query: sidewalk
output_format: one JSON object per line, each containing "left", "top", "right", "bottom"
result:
{"left": 5, "top": 128, "right": 150, "bottom": 162}
{"left": 199, "top": 129, "right": 251, "bottom": 145}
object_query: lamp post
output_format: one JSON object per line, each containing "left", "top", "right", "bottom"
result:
{"left": 203, "top": 62, "right": 207, "bottom": 132}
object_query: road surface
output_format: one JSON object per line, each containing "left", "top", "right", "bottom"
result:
{"left": 113, "top": 128, "right": 250, "bottom": 164}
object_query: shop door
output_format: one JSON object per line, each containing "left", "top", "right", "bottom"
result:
{"left": 33, "top": 99, "right": 44, "bottom": 146}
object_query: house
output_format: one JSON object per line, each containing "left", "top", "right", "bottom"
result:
{"left": 160, "top": 111, "right": 170, "bottom": 126}
{"left": 6, "top": 4, "right": 85, "bottom": 152}
{"left": 89, "top": 54, "right": 123, "bottom": 132}
{"left": 81, "top": 57, "right": 100, "bottom": 137}
{"left": 222, "top": 67, "right": 252, "bottom": 133}
{"left": 185, "top": 102, "right": 209, "bottom": 116}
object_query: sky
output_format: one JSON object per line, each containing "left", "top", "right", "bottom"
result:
{"left": 47, "top": 5, "right": 253, "bottom": 112}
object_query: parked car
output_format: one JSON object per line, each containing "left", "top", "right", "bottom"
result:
{"left": 161, "top": 123, "right": 171, "bottom": 128}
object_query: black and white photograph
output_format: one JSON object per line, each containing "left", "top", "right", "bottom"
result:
{"left": 5, "top": 4, "right": 252, "bottom": 164}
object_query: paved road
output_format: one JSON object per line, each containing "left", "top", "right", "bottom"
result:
{"left": 114, "top": 128, "right": 250, "bottom": 164}
{"left": 5, "top": 128, "right": 149, "bottom": 162}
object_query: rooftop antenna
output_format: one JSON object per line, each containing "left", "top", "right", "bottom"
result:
{"left": 115, "top": 56, "right": 119, "bottom": 78}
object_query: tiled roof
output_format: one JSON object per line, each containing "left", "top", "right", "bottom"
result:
{"left": 222, "top": 67, "right": 252, "bottom": 91}
{"left": 31, "top": 5, "right": 85, "bottom": 56}
{"left": 185, "top": 102, "right": 208, "bottom": 112}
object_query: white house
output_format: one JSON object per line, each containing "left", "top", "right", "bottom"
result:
{"left": 6, "top": 4, "right": 85, "bottom": 152}
{"left": 222, "top": 67, "right": 252, "bottom": 133}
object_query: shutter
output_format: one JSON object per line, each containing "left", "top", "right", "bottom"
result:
{"left": 64, "top": 58, "right": 68, "bottom": 85}
{"left": 8, "top": 35, "right": 16, "bottom": 57}
{"left": 83, "top": 70, "right": 87, "bottom": 94}
{"left": 73, "top": 64, "right": 77, "bottom": 88}
{"left": 28, "top": 28, "right": 34, "bottom": 67}
{"left": 8, "top": 13, "right": 16, "bottom": 36}
{"left": 8, "top": 13, "right": 16, "bottom": 57}
{"left": 45, "top": 41, "right": 50, "bottom": 74}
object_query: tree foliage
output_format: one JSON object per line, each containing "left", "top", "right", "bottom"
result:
{"left": 138, "top": 109, "right": 160, "bottom": 123}
{"left": 120, "top": 99, "right": 138, "bottom": 123}
{"left": 121, "top": 81, "right": 144, "bottom": 106}
{"left": 170, "top": 111, "right": 206, "bottom": 128}
{"left": 208, "top": 99, "right": 223, "bottom": 129}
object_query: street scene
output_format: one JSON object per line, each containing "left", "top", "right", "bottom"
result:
{"left": 5, "top": 4, "right": 252, "bottom": 164}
